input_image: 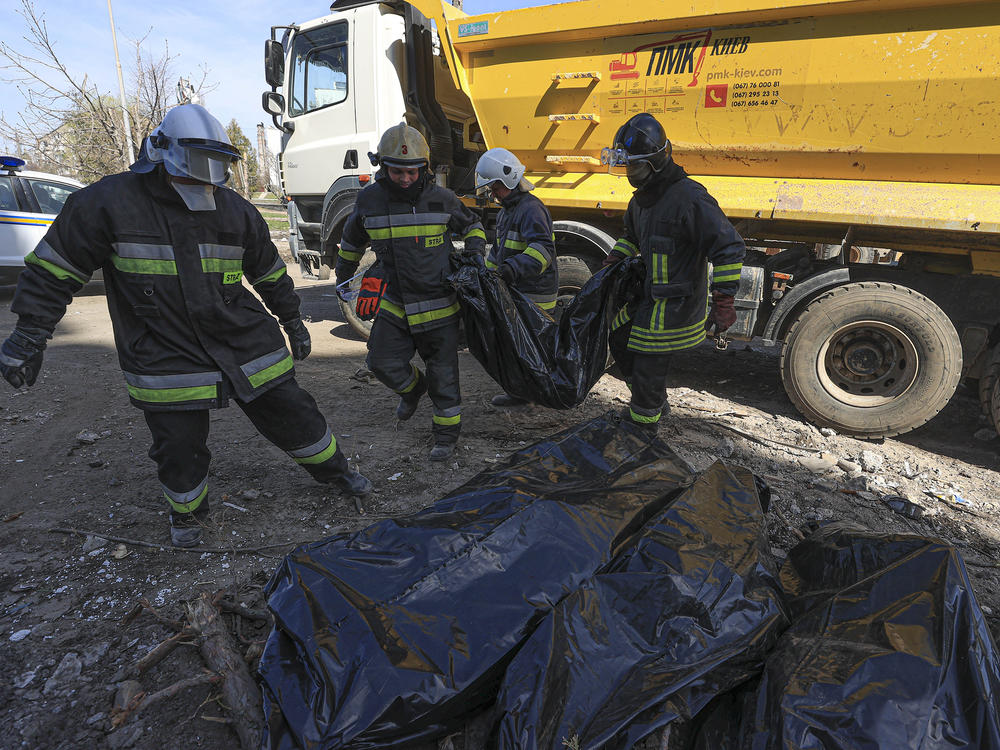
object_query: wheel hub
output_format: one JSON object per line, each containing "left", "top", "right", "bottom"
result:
{"left": 817, "top": 320, "right": 919, "bottom": 407}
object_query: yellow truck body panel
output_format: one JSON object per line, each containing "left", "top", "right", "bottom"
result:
{"left": 410, "top": 0, "right": 1000, "bottom": 241}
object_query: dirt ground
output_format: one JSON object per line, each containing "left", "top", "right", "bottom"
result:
{"left": 2, "top": 238, "right": 999, "bottom": 750}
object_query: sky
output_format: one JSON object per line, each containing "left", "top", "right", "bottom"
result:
{"left": 0, "top": 0, "right": 556, "bottom": 157}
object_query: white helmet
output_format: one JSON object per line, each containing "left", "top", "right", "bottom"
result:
{"left": 141, "top": 104, "right": 240, "bottom": 186}
{"left": 475, "top": 148, "right": 534, "bottom": 192}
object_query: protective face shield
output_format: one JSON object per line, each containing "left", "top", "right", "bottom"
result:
{"left": 475, "top": 148, "right": 534, "bottom": 198}
{"left": 601, "top": 112, "right": 672, "bottom": 188}
{"left": 374, "top": 123, "right": 430, "bottom": 169}
{"left": 138, "top": 104, "right": 240, "bottom": 186}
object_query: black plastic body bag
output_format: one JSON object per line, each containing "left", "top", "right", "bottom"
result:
{"left": 447, "top": 254, "right": 643, "bottom": 409}
{"left": 258, "top": 412, "right": 695, "bottom": 749}
{"left": 690, "top": 523, "right": 1000, "bottom": 750}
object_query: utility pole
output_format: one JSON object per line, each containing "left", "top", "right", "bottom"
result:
{"left": 107, "top": 0, "right": 135, "bottom": 166}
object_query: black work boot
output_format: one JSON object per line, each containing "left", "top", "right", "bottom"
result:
{"left": 331, "top": 466, "right": 373, "bottom": 497}
{"left": 490, "top": 393, "right": 528, "bottom": 408}
{"left": 396, "top": 379, "right": 427, "bottom": 421}
{"left": 429, "top": 442, "right": 456, "bottom": 462}
{"left": 169, "top": 504, "right": 210, "bottom": 549}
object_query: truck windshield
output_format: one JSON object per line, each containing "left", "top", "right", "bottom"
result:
{"left": 289, "top": 22, "right": 349, "bottom": 117}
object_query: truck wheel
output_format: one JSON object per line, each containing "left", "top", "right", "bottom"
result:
{"left": 337, "top": 251, "right": 376, "bottom": 340}
{"left": 780, "top": 281, "right": 962, "bottom": 439}
{"left": 553, "top": 255, "right": 592, "bottom": 320}
{"left": 978, "top": 344, "right": 1000, "bottom": 433}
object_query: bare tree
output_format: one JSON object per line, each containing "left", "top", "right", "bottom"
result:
{"left": 0, "top": 0, "right": 214, "bottom": 183}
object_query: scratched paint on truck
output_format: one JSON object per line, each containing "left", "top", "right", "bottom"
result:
{"left": 449, "top": 3, "right": 1000, "bottom": 186}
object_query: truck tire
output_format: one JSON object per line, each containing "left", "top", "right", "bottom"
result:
{"left": 779, "top": 281, "right": 962, "bottom": 439}
{"left": 977, "top": 344, "right": 1000, "bottom": 433}
{"left": 553, "top": 255, "right": 592, "bottom": 320}
{"left": 337, "top": 250, "right": 376, "bottom": 340}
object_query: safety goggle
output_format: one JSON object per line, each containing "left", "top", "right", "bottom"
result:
{"left": 600, "top": 145, "right": 666, "bottom": 168}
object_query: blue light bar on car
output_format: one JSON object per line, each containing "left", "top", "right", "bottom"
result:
{"left": 0, "top": 156, "right": 26, "bottom": 171}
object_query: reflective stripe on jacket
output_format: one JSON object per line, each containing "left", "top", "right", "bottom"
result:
{"left": 337, "top": 173, "right": 486, "bottom": 332}
{"left": 488, "top": 190, "right": 559, "bottom": 310}
{"left": 11, "top": 170, "right": 300, "bottom": 410}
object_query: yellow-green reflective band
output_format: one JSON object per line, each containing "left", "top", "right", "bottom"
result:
{"left": 294, "top": 436, "right": 338, "bottom": 465}
{"left": 654, "top": 253, "right": 668, "bottom": 284}
{"left": 112, "top": 255, "right": 178, "bottom": 275}
{"left": 368, "top": 224, "right": 448, "bottom": 240}
{"left": 504, "top": 239, "right": 528, "bottom": 251}
{"left": 379, "top": 298, "right": 405, "bottom": 318}
{"left": 25, "top": 252, "right": 88, "bottom": 285}
{"left": 201, "top": 257, "right": 243, "bottom": 274}
{"left": 614, "top": 238, "right": 638, "bottom": 256}
{"left": 399, "top": 366, "right": 421, "bottom": 393}
{"left": 714, "top": 263, "right": 742, "bottom": 272}
{"left": 630, "top": 408, "right": 661, "bottom": 424}
{"left": 407, "top": 302, "right": 460, "bottom": 326}
{"left": 714, "top": 273, "right": 741, "bottom": 283}
{"left": 433, "top": 413, "right": 461, "bottom": 425}
{"left": 485, "top": 259, "right": 498, "bottom": 270}
{"left": 128, "top": 384, "right": 218, "bottom": 403}
{"left": 537, "top": 299, "right": 557, "bottom": 310}
{"left": 165, "top": 483, "right": 208, "bottom": 514}
{"left": 629, "top": 331, "right": 706, "bottom": 352}
{"left": 339, "top": 248, "right": 363, "bottom": 262}
{"left": 524, "top": 247, "right": 550, "bottom": 271}
{"left": 247, "top": 354, "right": 293, "bottom": 388}
{"left": 255, "top": 266, "right": 286, "bottom": 284}
{"left": 465, "top": 228, "right": 487, "bottom": 241}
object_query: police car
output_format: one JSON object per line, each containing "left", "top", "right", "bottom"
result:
{"left": 0, "top": 156, "right": 84, "bottom": 284}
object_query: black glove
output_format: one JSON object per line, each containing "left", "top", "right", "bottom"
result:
{"left": 282, "top": 318, "right": 312, "bottom": 361}
{"left": 334, "top": 262, "right": 356, "bottom": 301}
{"left": 706, "top": 291, "right": 737, "bottom": 334}
{"left": 0, "top": 326, "right": 48, "bottom": 388}
{"left": 498, "top": 263, "right": 516, "bottom": 286}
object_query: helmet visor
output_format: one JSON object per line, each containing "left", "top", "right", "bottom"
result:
{"left": 600, "top": 144, "right": 666, "bottom": 177}
{"left": 163, "top": 138, "right": 240, "bottom": 186}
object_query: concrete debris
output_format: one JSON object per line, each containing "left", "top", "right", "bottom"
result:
{"left": 859, "top": 450, "right": 884, "bottom": 473}
{"left": 43, "top": 652, "right": 82, "bottom": 695}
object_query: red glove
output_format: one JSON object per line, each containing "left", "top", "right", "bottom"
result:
{"left": 706, "top": 291, "right": 737, "bottom": 334}
{"left": 602, "top": 251, "right": 626, "bottom": 268}
{"left": 355, "top": 272, "right": 386, "bottom": 320}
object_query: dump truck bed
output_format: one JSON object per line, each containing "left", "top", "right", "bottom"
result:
{"left": 417, "top": 0, "right": 1000, "bottom": 247}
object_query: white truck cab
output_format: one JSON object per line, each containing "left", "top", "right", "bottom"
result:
{"left": 262, "top": 0, "right": 482, "bottom": 290}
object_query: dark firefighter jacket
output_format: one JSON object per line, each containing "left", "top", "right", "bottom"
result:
{"left": 486, "top": 189, "right": 559, "bottom": 310}
{"left": 336, "top": 172, "right": 487, "bottom": 332}
{"left": 11, "top": 170, "right": 300, "bottom": 411}
{"left": 608, "top": 164, "right": 746, "bottom": 354}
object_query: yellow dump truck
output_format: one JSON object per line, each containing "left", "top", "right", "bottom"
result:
{"left": 262, "top": 0, "right": 1000, "bottom": 438}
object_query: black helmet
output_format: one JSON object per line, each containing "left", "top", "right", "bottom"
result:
{"left": 602, "top": 113, "right": 672, "bottom": 188}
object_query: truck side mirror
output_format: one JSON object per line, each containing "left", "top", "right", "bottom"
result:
{"left": 264, "top": 40, "right": 285, "bottom": 88}
{"left": 262, "top": 91, "right": 285, "bottom": 117}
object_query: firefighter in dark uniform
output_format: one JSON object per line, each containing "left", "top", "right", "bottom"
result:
{"left": 0, "top": 104, "right": 371, "bottom": 548}
{"left": 474, "top": 147, "right": 559, "bottom": 408}
{"left": 602, "top": 112, "right": 745, "bottom": 431}
{"left": 335, "top": 124, "right": 487, "bottom": 461}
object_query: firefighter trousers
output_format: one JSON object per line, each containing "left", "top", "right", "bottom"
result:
{"left": 367, "top": 316, "right": 461, "bottom": 444}
{"left": 610, "top": 325, "right": 673, "bottom": 427}
{"left": 143, "top": 378, "right": 351, "bottom": 519}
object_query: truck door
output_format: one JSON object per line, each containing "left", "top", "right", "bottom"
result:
{"left": 282, "top": 20, "right": 358, "bottom": 198}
